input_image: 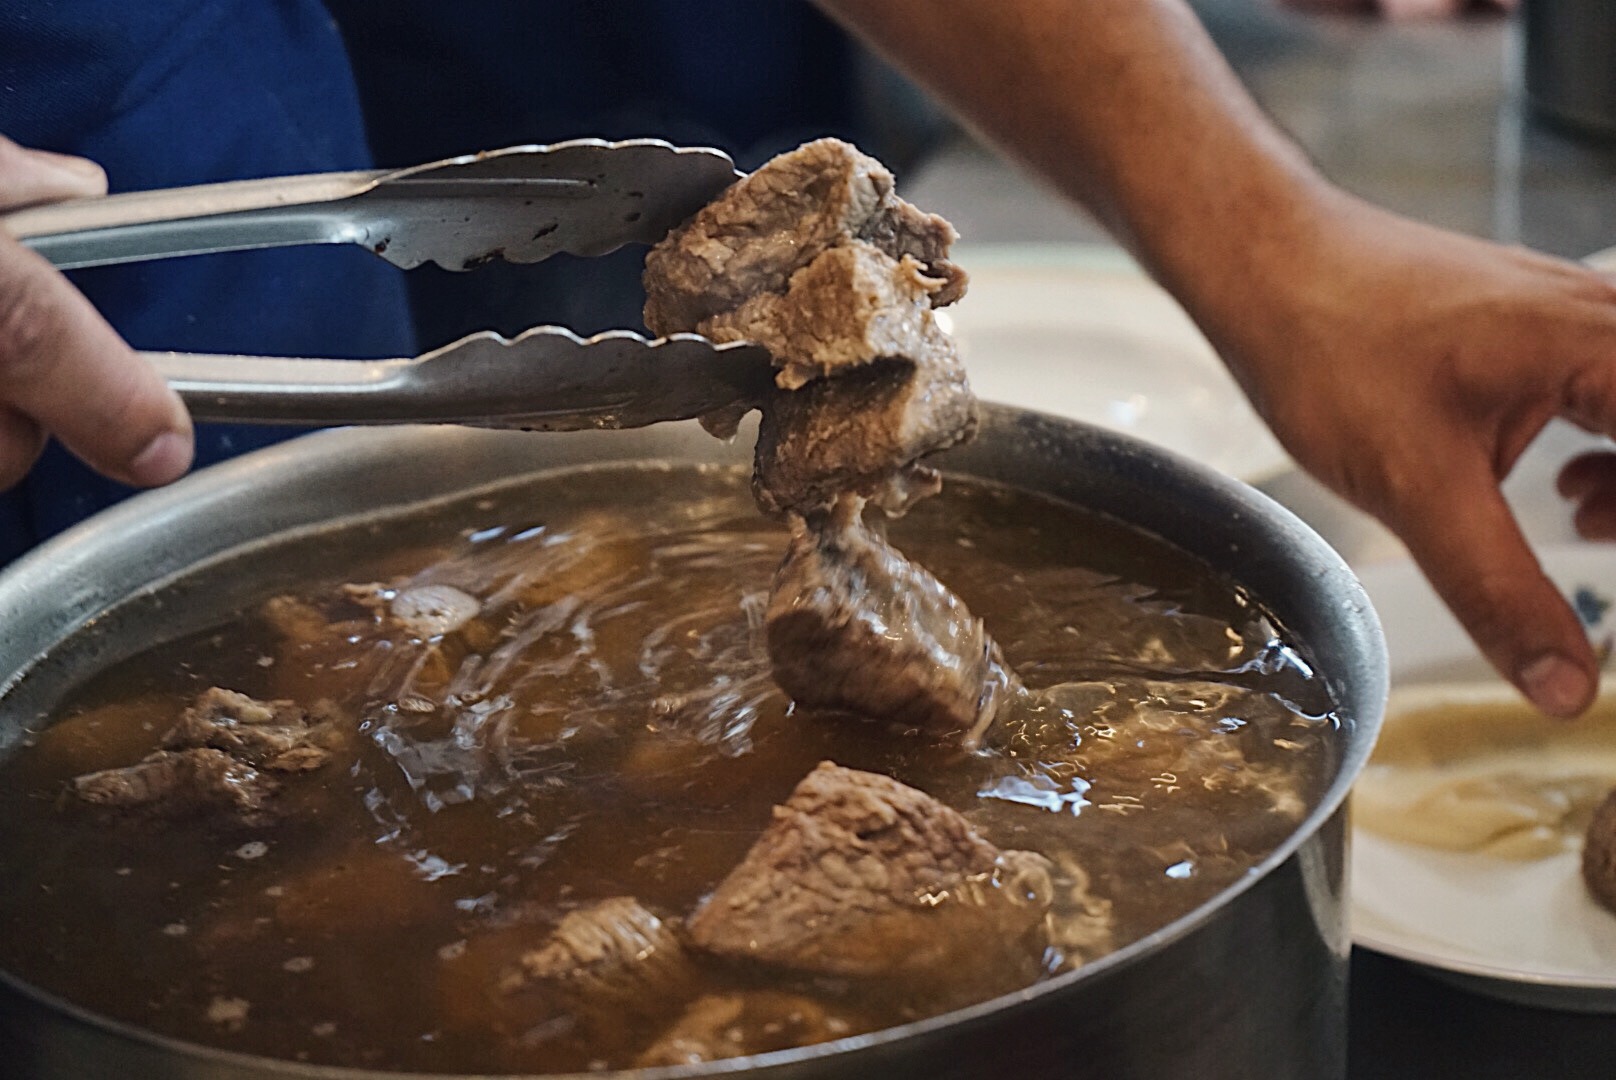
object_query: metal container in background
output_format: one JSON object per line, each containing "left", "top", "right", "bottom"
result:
{"left": 1524, "top": 0, "right": 1616, "bottom": 139}
{"left": 0, "top": 408, "right": 1388, "bottom": 1080}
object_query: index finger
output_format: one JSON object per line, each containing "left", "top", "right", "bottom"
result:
{"left": 0, "top": 231, "right": 192, "bottom": 487}
{"left": 1386, "top": 450, "right": 1596, "bottom": 718}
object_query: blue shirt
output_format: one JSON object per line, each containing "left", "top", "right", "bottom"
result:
{"left": 0, "top": 0, "right": 416, "bottom": 562}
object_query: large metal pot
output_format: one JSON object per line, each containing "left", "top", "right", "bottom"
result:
{"left": 0, "top": 405, "right": 1386, "bottom": 1080}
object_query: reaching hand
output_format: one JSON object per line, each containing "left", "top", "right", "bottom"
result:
{"left": 1202, "top": 189, "right": 1615, "bottom": 717}
{"left": 0, "top": 134, "right": 192, "bottom": 492}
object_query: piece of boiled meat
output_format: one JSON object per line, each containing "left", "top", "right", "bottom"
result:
{"left": 686, "top": 762, "right": 1052, "bottom": 978}
{"left": 766, "top": 505, "right": 1016, "bottom": 745}
{"left": 643, "top": 137, "right": 963, "bottom": 335}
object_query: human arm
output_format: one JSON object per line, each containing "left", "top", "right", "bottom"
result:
{"left": 0, "top": 135, "right": 193, "bottom": 492}
{"left": 816, "top": 0, "right": 1616, "bottom": 717}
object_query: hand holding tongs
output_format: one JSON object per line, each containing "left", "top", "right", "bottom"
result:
{"left": 0, "top": 139, "right": 774, "bottom": 432}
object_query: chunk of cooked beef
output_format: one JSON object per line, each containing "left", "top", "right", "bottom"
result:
{"left": 161, "top": 687, "right": 344, "bottom": 772}
{"left": 69, "top": 687, "right": 343, "bottom": 821}
{"left": 1583, "top": 787, "right": 1616, "bottom": 915}
{"left": 859, "top": 190, "right": 967, "bottom": 307}
{"left": 686, "top": 762, "right": 1052, "bottom": 978}
{"left": 642, "top": 138, "right": 962, "bottom": 335}
{"left": 503, "top": 897, "right": 693, "bottom": 1004}
{"left": 636, "top": 991, "right": 857, "bottom": 1067}
{"left": 72, "top": 748, "right": 274, "bottom": 818}
{"left": 262, "top": 593, "right": 335, "bottom": 650}
{"left": 196, "top": 846, "right": 446, "bottom": 953}
{"left": 646, "top": 137, "right": 975, "bottom": 520}
{"left": 753, "top": 346, "right": 977, "bottom": 517}
{"left": 766, "top": 506, "right": 1016, "bottom": 745}
{"left": 697, "top": 242, "right": 946, "bottom": 390}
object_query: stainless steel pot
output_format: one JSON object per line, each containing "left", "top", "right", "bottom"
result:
{"left": 0, "top": 405, "right": 1386, "bottom": 1080}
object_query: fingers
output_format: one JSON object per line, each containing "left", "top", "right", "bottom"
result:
{"left": 0, "top": 135, "right": 106, "bottom": 211}
{"left": 1391, "top": 452, "right": 1596, "bottom": 717}
{"left": 0, "top": 232, "right": 192, "bottom": 487}
{"left": 1557, "top": 452, "right": 1616, "bottom": 541}
{"left": 0, "top": 137, "right": 191, "bottom": 490}
{"left": 1558, "top": 451, "right": 1615, "bottom": 501}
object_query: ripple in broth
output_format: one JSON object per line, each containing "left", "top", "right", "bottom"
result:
{"left": 0, "top": 464, "right": 1337, "bottom": 1073}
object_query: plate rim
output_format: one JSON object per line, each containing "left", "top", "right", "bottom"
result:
{"left": 1350, "top": 542, "right": 1616, "bottom": 1001}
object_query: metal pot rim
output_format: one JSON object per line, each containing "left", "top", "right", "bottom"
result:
{"left": 0, "top": 406, "right": 1388, "bottom": 1079}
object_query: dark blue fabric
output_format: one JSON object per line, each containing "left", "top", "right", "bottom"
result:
{"left": 0, "top": 0, "right": 416, "bottom": 563}
{"left": 327, "top": 0, "right": 861, "bottom": 350}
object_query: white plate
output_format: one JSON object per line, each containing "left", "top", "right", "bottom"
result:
{"left": 1352, "top": 545, "right": 1616, "bottom": 1010}
{"left": 943, "top": 245, "right": 1292, "bottom": 483}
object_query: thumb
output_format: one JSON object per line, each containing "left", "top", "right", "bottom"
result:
{"left": 0, "top": 135, "right": 106, "bottom": 211}
{"left": 1388, "top": 452, "right": 1596, "bottom": 717}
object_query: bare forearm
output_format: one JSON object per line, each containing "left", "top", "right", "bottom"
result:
{"left": 825, "top": 0, "right": 1616, "bottom": 720}
{"left": 815, "top": 0, "right": 1333, "bottom": 329}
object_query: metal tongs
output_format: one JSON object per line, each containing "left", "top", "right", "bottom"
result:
{"left": 0, "top": 139, "right": 774, "bottom": 431}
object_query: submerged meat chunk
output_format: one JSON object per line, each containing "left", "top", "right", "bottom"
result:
{"left": 753, "top": 349, "right": 977, "bottom": 517}
{"left": 687, "top": 763, "right": 1052, "bottom": 978}
{"left": 69, "top": 687, "right": 341, "bottom": 821}
{"left": 767, "top": 507, "right": 1015, "bottom": 744}
{"left": 643, "top": 138, "right": 962, "bottom": 334}
{"left": 699, "top": 242, "right": 947, "bottom": 390}
{"left": 72, "top": 748, "right": 272, "bottom": 817}
{"left": 636, "top": 991, "right": 857, "bottom": 1067}
{"left": 1584, "top": 787, "right": 1616, "bottom": 915}
{"left": 859, "top": 190, "right": 967, "bottom": 307}
{"left": 161, "top": 687, "right": 343, "bottom": 772}
{"left": 504, "top": 897, "right": 693, "bottom": 1004}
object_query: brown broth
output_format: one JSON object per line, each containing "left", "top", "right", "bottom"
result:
{"left": 0, "top": 464, "right": 1336, "bottom": 1073}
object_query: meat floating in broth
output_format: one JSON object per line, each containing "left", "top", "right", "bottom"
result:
{"left": 0, "top": 466, "right": 1335, "bottom": 1073}
{"left": 766, "top": 502, "right": 1015, "bottom": 747}
{"left": 685, "top": 761, "right": 1053, "bottom": 981}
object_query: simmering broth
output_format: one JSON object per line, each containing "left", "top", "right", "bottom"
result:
{"left": 0, "top": 463, "right": 1336, "bottom": 1072}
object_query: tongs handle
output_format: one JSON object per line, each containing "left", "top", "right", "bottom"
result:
{"left": 3, "top": 139, "right": 739, "bottom": 272}
{"left": 141, "top": 328, "right": 775, "bottom": 433}
{"left": 7, "top": 171, "right": 398, "bottom": 269}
